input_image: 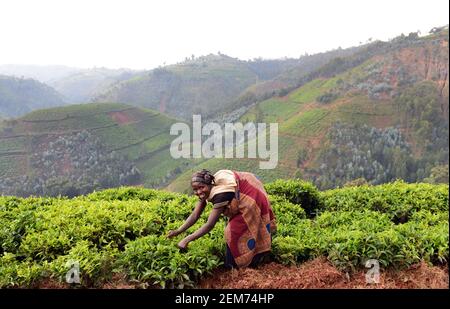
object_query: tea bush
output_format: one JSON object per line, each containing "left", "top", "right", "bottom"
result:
{"left": 265, "top": 179, "right": 322, "bottom": 216}
{"left": 0, "top": 181, "right": 448, "bottom": 287}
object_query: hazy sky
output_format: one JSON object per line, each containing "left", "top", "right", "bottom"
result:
{"left": 0, "top": 0, "right": 448, "bottom": 70}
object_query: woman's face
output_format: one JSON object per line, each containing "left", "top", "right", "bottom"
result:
{"left": 191, "top": 182, "right": 211, "bottom": 201}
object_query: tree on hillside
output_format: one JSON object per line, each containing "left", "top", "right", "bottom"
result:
{"left": 424, "top": 165, "right": 449, "bottom": 184}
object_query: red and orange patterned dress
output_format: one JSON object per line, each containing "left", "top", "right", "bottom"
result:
{"left": 207, "top": 170, "right": 277, "bottom": 267}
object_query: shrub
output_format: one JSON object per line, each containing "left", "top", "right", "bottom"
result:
{"left": 265, "top": 179, "right": 322, "bottom": 217}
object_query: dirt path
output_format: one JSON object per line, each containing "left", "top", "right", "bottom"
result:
{"left": 35, "top": 258, "right": 448, "bottom": 289}
{"left": 198, "top": 258, "right": 449, "bottom": 289}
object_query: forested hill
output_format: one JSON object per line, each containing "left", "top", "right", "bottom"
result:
{"left": 91, "top": 54, "right": 285, "bottom": 120}
{"left": 92, "top": 49, "right": 366, "bottom": 120}
{"left": 0, "top": 75, "right": 67, "bottom": 118}
{"left": 168, "top": 27, "right": 449, "bottom": 192}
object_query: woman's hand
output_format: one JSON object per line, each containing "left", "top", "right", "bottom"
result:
{"left": 166, "top": 230, "right": 180, "bottom": 238}
{"left": 177, "top": 239, "right": 190, "bottom": 252}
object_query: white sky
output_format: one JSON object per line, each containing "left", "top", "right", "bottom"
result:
{"left": 0, "top": 0, "right": 448, "bottom": 70}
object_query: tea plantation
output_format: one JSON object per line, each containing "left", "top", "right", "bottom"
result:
{"left": 0, "top": 180, "right": 447, "bottom": 288}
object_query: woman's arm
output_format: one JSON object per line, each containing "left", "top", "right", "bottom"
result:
{"left": 167, "top": 200, "right": 206, "bottom": 237}
{"left": 177, "top": 207, "right": 224, "bottom": 250}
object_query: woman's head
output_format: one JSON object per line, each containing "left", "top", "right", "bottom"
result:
{"left": 191, "top": 169, "right": 215, "bottom": 200}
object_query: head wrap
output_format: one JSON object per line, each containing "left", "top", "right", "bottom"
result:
{"left": 191, "top": 169, "right": 215, "bottom": 185}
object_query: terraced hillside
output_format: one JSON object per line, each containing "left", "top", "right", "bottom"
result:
{"left": 0, "top": 103, "right": 193, "bottom": 197}
{"left": 168, "top": 29, "right": 449, "bottom": 192}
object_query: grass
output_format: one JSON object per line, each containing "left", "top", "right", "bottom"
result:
{"left": 117, "top": 133, "right": 173, "bottom": 161}
{"left": 260, "top": 98, "right": 301, "bottom": 122}
{"left": 277, "top": 134, "right": 306, "bottom": 166}
{"left": 20, "top": 103, "right": 131, "bottom": 121}
{"left": 336, "top": 95, "right": 398, "bottom": 126}
{"left": 280, "top": 109, "right": 331, "bottom": 137}
{"left": 289, "top": 77, "right": 339, "bottom": 103}
{"left": 136, "top": 149, "right": 195, "bottom": 187}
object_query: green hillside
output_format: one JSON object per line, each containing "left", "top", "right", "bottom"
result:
{"left": 0, "top": 75, "right": 67, "bottom": 118}
{"left": 0, "top": 103, "right": 194, "bottom": 197}
{"left": 92, "top": 54, "right": 258, "bottom": 120}
{"left": 92, "top": 54, "right": 304, "bottom": 120}
{"left": 92, "top": 49, "right": 370, "bottom": 122}
{"left": 168, "top": 29, "right": 449, "bottom": 192}
{"left": 228, "top": 45, "right": 365, "bottom": 112}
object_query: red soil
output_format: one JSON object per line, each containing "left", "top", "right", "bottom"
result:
{"left": 108, "top": 111, "right": 135, "bottom": 125}
{"left": 32, "top": 259, "right": 448, "bottom": 289}
{"left": 198, "top": 258, "right": 449, "bottom": 289}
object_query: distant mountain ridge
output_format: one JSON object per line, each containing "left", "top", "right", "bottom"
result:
{"left": 92, "top": 51, "right": 369, "bottom": 120}
{"left": 0, "top": 64, "right": 80, "bottom": 83}
{"left": 0, "top": 49, "right": 374, "bottom": 121}
{"left": 0, "top": 65, "right": 140, "bottom": 104}
{"left": 48, "top": 67, "right": 140, "bottom": 103}
{"left": 92, "top": 54, "right": 275, "bottom": 119}
{"left": 0, "top": 75, "right": 67, "bottom": 118}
